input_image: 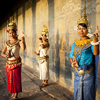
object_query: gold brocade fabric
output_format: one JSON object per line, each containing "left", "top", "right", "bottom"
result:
{"left": 6, "top": 62, "right": 22, "bottom": 69}
{"left": 74, "top": 39, "right": 92, "bottom": 57}
{"left": 6, "top": 58, "right": 21, "bottom": 69}
{"left": 6, "top": 39, "right": 21, "bottom": 48}
{"left": 6, "top": 58, "right": 21, "bottom": 64}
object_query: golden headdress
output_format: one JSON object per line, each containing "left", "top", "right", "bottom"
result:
{"left": 7, "top": 21, "right": 17, "bottom": 30}
{"left": 77, "top": 3, "right": 88, "bottom": 27}
{"left": 41, "top": 25, "right": 48, "bottom": 35}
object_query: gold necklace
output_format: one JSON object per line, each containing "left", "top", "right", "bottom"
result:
{"left": 75, "top": 39, "right": 92, "bottom": 46}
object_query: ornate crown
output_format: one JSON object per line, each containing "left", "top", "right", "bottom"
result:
{"left": 41, "top": 25, "right": 48, "bottom": 35}
{"left": 77, "top": 3, "right": 88, "bottom": 27}
{"left": 7, "top": 21, "right": 17, "bottom": 30}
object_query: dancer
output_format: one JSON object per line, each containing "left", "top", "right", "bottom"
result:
{"left": 34, "top": 25, "right": 49, "bottom": 87}
{"left": 1, "top": 21, "right": 26, "bottom": 99}
{"left": 69, "top": 4, "right": 99, "bottom": 100}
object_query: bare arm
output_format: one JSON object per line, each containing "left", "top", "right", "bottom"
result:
{"left": 19, "top": 32, "right": 26, "bottom": 50}
{"left": 34, "top": 50, "right": 40, "bottom": 56}
{"left": 93, "top": 25, "right": 99, "bottom": 55}
{"left": 19, "top": 37, "right": 26, "bottom": 50}
{"left": 93, "top": 37, "right": 99, "bottom": 55}
{"left": 1, "top": 44, "right": 7, "bottom": 58}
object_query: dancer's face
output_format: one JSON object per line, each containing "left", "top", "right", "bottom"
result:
{"left": 42, "top": 34, "right": 47, "bottom": 41}
{"left": 9, "top": 29, "right": 16, "bottom": 39}
{"left": 77, "top": 25, "right": 88, "bottom": 37}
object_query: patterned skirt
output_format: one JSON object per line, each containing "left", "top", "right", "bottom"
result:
{"left": 5, "top": 57, "right": 22, "bottom": 93}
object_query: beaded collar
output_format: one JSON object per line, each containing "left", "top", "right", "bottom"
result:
{"left": 6, "top": 39, "right": 21, "bottom": 47}
{"left": 75, "top": 39, "right": 92, "bottom": 46}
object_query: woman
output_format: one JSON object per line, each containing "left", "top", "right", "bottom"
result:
{"left": 1, "top": 22, "right": 26, "bottom": 99}
{"left": 69, "top": 4, "right": 100, "bottom": 100}
{"left": 34, "top": 25, "right": 49, "bottom": 87}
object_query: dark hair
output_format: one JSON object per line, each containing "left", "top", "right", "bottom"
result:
{"left": 12, "top": 29, "right": 16, "bottom": 33}
{"left": 78, "top": 23, "right": 87, "bottom": 29}
{"left": 9, "top": 29, "right": 16, "bottom": 33}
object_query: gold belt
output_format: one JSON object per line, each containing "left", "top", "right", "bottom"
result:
{"left": 6, "top": 58, "right": 21, "bottom": 64}
{"left": 75, "top": 67, "right": 93, "bottom": 75}
{"left": 39, "top": 55, "right": 49, "bottom": 60}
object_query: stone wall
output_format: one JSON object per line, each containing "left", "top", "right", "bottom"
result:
{"left": 0, "top": 0, "right": 100, "bottom": 99}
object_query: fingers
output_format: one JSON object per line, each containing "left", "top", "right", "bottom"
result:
{"left": 74, "top": 57, "right": 78, "bottom": 63}
{"left": 70, "top": 58, "right": 73, "bottom": 63}
{"left": 96, "top": 25, "right": 99, "bottom": 30}
{"left": 73, "top": 56, "right": 77, "bottom": 61}
{"left": 98, "top": 30, "right": 100, "bottom": 35}
{"left": 72, "top": 56, "right": 78, "bottom": 67}
{"left": 76, "top": 63, "right": 79, "bottom": 67}
{"left": 93, "top": 25, "right": 100, "bottom": 36}
{"left": 73, "top": 56, "right": 75, "bottom": 62}
{"left": 34, "top": 52, "right": 36, "bottom": 54}
{"left": 72, "top": 62, "right": 79, "bottom": 67}
{"left": 93, "top": 32, "right": 98, "bottom": 37}
{"left": 73, "top": 56, "right": 77, "bottom": 62}
{"left": 21, "top": 34, "right": 27, "bottom": 38}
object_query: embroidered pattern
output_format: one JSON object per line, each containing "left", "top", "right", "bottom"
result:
{"left": 6, "top": 39, "right": 21, "bottom": 48}
{"left": 75, "top": 39, "right": 92, "bottom": 46}
{"left": 74, "top": 39, "right": 92, "bottom": 57}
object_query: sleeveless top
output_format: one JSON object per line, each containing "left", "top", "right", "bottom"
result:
{"left": 39, "top": 46, "right": 49, "bottom": 57}
{"left": 38, "top": 42, "right": 49, "bottom": 64}
{"left": 6, "top": 39, "right": 21, "bottom": 60}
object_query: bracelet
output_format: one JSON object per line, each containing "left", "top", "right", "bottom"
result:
{"left": 91, "top": 41, "right": 99, "bottom": 45}
{"left": 22, "top": 41, "right": 25, "bottom": 43}
{"left": 20, "top": 41, "right": 25, "bottom": 43}
{"left": 37, "top": 52, "right": 39, "bottom": 54}
{"left": 98, "top": 41, "right": 100, "bottom": 44}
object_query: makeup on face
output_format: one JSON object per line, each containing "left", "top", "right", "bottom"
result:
{"left": 9, "top": 30, "right": 16, "bottom": 38}
{"left": 77, "top": 25, "right": 88, "bottom": 37}
{"left": 42, "top": 34, "right": 47, "bottom": 41}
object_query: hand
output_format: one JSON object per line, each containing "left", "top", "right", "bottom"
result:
{"left": 71, "top": 56, "right": 79, "bottom": 67}
{"left": 93, "top": 25, "right": 100, "bottom": 37}
{"left": 34, "top": 51, "right": 38, "bottom": 55}
{"left": 21, "top": 31, "right": 27, "bottom": 38}
{"left": 7, "top": 50, "right": 11, "bottom": 58}
{"left": 39, "top": 37, "right": 42, "bottom": 40}
{"left": 39, "top": 37, "right": 43, "bottom": 43}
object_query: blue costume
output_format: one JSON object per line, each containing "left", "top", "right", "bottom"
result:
{"left": 69, "top": 39, "right": 99, "bottom": 100}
